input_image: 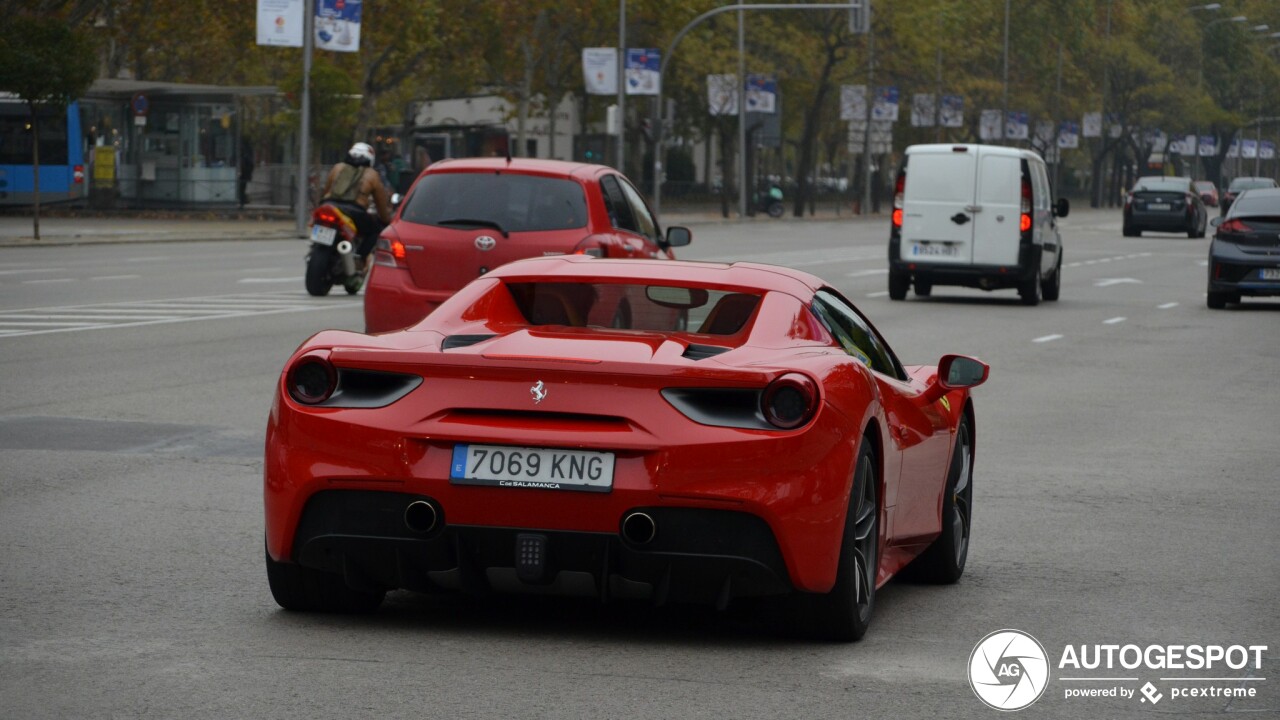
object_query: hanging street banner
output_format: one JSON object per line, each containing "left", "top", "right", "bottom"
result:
{"left": 1227, "top": 139, "right": 1240, "bottom": 158}
{"left": 707, "top": 74, "right": 739, "bottom": 116}
{"left": 1005, "top": 111, "right": 1029, "bottom": 140}
{"left": 625, "top": 48, "right": 660, "bottom": 96}
{"left": 1144, "top": 129, "right": 1166, "bottom": 150}
{"left": 315, "top": 0, "right": 361, "bottom": 53}
{"left": 848, "top": 120, "right": 893, "bottom": 155}
{"left": 745, "top": 75, "right": 777, "bottom": 114}
{"left": 911, "top": 93, "right": 935, "bottom": 127}
{"left": 1199, "top": 135, "right": 1217, "bottom": 156}
{"left": 1170, "top": 134, "right": 1196, "bottom": 155}
{"left": 940, "top": 94, "right": 964, "bottom": 128}
{"left": 257, "top": 0, "right": 304, "bottom": 47}
{"left": 1261, "top": 140, "right": 1276, "bottom": 160}
{"left": 1107, "top": 114, "right": 1123, "bottom": 139}
{"left": 1059, "top": 121, "right": 1080, "bottom": 149}
{"left": 979, "top": 110, "right": 1002, "bottom": 140}
{"left": 583, "top": 48, "right": 618, "bottom": 95}
{"left": 840, "top": 85, "right": 867, "bottom": 121}
{"left": 1242, "top": 139, "right": 1258, "bottom": 159}
{"left": 1035, "top": 120, "right": 1055, "bottom": 147}
{"left": 872, "top": 86, "right": 899, "bottom": 122}
{"left": 1082, "top": 112, "right": 1102, "bottom": 138}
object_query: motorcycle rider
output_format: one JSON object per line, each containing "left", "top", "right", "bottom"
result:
{"left": 319, "top": 142, "right": 392, "bottom": 272}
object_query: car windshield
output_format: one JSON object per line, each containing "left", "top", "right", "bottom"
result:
{"left": 503, "top": 282, "right": 760, "bottom": 335}
{"left": 401, "top": 172, "right": 589, "bottom": 232}
{"left": 1133, "top": 178, "right": 1187, "bottom": 193}
{"left": 1228, "top": 178, "right": 1277, "bottom": 192}
{"left": 1231, "top": 193, "right": 1280, "bottom": 216}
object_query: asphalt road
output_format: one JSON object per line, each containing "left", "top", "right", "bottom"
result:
{"left": 1, "top": 208, "right": 1276, "bottom": 719}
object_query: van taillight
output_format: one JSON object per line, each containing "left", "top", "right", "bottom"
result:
{"left": 893, "top": 169, "right": 905, "bottom": 228}
{"left": 1020, "top": 175, "right": 1032, "bottom": 232}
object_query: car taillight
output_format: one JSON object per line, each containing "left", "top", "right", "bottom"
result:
{"left": 761, "top": 373, "right": 818, "bottom": 429}
{"left": 373, "top": 230, "right": 407, "bottom": 268}
{"left": 286, "top": 355, "right": 337, "bottom": 405}
{"left": 892, "top": 169, "right": 905, "bottom": 229}
{"left": 1124, "top": 194, "right": 1133, "bottom": 210}
{"left": 572, "top": 237, "right": 605, "bottom": 257}
{"left": 1218, "top": 219, "right": 1253, "bottom": 234}
{"left": 1020, "top": 175, "right": 1032, "bottom": 232}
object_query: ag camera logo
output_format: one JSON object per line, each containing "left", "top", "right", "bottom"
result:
{"left": 969, "top": 629, "right": 1051, "bottom": 711}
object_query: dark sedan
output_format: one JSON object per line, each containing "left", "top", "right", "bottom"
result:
{"left": 1220, "top": 176, "right": 1278, "bottom": 216}
{"left": 1207, "top": 187, "right": 1280, "bottom": 309}
{"left": 1123, "top": 176, "right": 1207, "bottom": 238}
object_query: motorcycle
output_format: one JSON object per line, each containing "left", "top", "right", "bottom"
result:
{"left": 753, "top": 184, "right": 785, "bottom": 218}
{"left": 305, "top": 202, "right": 366, "bottom": 296}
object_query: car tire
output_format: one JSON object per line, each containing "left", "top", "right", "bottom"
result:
{"left": 914, "top": 280, "right": 932, "bottom": 297}
{"left": 1018, "top": 267, "right": 1042, "bottom": 306}
{"left": 1206, "top": 291, "right": 1228, "bottom": 309}
{"left": 910, "top": 415, "right": 974, "bottom": 584}
{"left": 1122, "top": 225, "right": 1140, "bottom": 238}
{"left": 305, "top": 247, "right": 334, "bottom": 297}
{"left": 767, "top": 201, "right": 785, "bottom": 218}
{"left": 805, "top": 439, "right": 878, "bottom": 642}
{"left": 265, "top": 546, "right": 385, "bottom": 613}
{"left": 1041, "top": 255, "right": 1062, "bottom": 302}
{"left": 888, "top": 272, "right": 909, "bottom": 301}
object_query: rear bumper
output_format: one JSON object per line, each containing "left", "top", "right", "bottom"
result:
{"left": 1208, "top": 242, "right": 1280, "bottom": 297}
{"left": 889, "top": 235, "right": 1038, "bottom": 289}
{"left": 1125, "top": 210, "right": 1192, "bottom": 231}
{"left": 363, "top": 265, "right": 449, "bottom": 333}
{"left": 290, "top": 490, "right": 792, "bottom": 605}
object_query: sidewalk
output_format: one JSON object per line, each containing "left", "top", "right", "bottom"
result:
{"left": 0, "top": 206, "right": 882, "bottom": 247}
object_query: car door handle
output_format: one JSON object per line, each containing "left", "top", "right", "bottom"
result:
{"left": 950, "top": 213, "right": 971, "bottom": 225}
{"left": 964, "top": 204, "right": 982, "bottom": 213}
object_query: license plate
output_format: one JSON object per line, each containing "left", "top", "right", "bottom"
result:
{"left": 910, "top": 243, "right": 958, "bottom": 257}
{"left": 310, "top": 225, "right": 337, "bottom": 246}
{"left": 450, "top": 444, "right": 614, "bottom": 492}
{"left": 1261, "top": 268, "right": 1280, "bottom": 280}
{"left": 1148, "top": 203, "right": 1171, "bottom": 211}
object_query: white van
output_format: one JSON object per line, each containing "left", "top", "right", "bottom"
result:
{"left": 888, "top": 144, "right": 1069, "bottom": 305}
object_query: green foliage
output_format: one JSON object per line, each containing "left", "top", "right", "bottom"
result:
{"left": 0, "top": 14, "right": 97, "bottom": 108}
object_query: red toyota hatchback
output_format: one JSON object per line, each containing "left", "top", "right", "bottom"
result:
{"left": 364, "top": 158, "right": 691, "bottom": 333}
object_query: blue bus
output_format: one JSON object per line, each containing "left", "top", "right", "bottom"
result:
{"left": 0, "top": 98, "right": 85, "bottom": 206}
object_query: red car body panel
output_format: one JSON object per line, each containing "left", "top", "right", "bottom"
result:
{"left": 364, "top": 159, "right": 679, "bottom": 334}
{"left": 267, "top": 257, "right": 979, "bottom": 600}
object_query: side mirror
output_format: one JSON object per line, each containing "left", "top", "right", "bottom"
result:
{"left": 922, "top": 354, "right": 989, "bottom": 404}
{"left": 1209, "top": 216, "right": 1222, "bottom": 227}
{"left": 1054, "top": 197, "right": 1070, "bottom": 218}
{"left": 665, "top": 226, "right": 692, "bottom": 248}
{"left": 390, "top": 193, "right": 403, "bottom": 208}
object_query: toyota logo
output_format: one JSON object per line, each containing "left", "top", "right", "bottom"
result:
{"left": 475, "top": 235, "right": 497, "bottom": 251}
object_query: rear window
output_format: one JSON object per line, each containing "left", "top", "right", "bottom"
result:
{"left": 1228, "top": 178, "right": 1278, "bottom": 192}
{"left": 1231, "top": 193, "right": 1280, "bottom": 216}
{"left": 401, "top": 173, "right": 589, "bottom": 232}
{"left": 904, "top": 153, "right": 975, "bottom": 203}
{"left": 1133, "top": 178, "right": 1188, "bottom": 193}
{"left": 505, "top": 282, "right": 760, "bottom": 335}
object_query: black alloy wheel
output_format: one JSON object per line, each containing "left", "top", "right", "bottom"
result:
{"left": 912, "top": 415, "right": 974, "bottom": 583}
{"left": 807, "top": 439, "right": 878, "bottom": 641}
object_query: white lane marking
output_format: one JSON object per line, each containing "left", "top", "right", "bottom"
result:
{"left": 1099, "top": 258, "right": 1112, "bottom": 262}
{"left": 1095, "top": 278, "right": 1142, "bottom": 287}
{"left": 1197, "top": 260, "right": 1209, "bottom": 267}
{"left": 865, "top": 290, "right": 889, "bottom": 297}
{"left": 238, "top": 277, "right": 303, "bottom": 284}
{"left": 131, "top": 256, "right": 172, "bottom": 262}
{"left": 0, "top": 319, "right": 111, "bottom": 327}
{"left": 1158, "top": 302, "right": 1179, "bottom": 309}
{"left": 90, "top": 274, "right": 141, "bottom": 281}
{"left": 845, "top": 268, "right": 889, "bottom": 278}
{"left": 1033, "top": 334, "right": 1064, "bottom": 343}
{"left": 22, "top": 278, "right": 75, "bottom": 285}
{"left": 0, "top": 268, "right": 64, "bottom": 276}
{"left": 1104, "top": 316, "right": 1126, "bottom": 325}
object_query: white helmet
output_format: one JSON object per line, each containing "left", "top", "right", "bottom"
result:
{"left": 347, "top": 142, "right": 375, "bottom": 166}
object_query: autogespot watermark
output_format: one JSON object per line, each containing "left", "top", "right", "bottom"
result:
{"left": 968, "top": 631, "right": 1269, "bottom": 711}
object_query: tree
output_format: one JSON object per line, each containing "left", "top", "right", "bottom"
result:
{"left": 0, "top": 15, "right": 97, "bottom": 240}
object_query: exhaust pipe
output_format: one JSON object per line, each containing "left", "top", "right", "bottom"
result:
{"left": 335, "top": 239, "right": 357, "bottom": 277}
{"left": 621, "top": 511, "right": 657, "bottom": 545}
{"left": 404, "top": 500, "right": 438, "bottom": 534}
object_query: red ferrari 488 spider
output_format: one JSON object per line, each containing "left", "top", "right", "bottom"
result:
{"left": 264, "top": 256, "right": 988, "bottom": 640}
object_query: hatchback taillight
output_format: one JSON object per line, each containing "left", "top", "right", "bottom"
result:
{"left": 1218, "top": 219, "right": 1253, "bottom": 234}
{"left": 373, "top": 229, "right": 408, "bottom": 268}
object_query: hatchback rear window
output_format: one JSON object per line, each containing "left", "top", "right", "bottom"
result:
{"left": 1228, "top": 178, "right": 1278, "bottom": 192}
{"left": 401, "top": 173, "right": 589, "bottom": 232}
{"left": 1231, "top": 194, "right": 1280, "bottom": 215}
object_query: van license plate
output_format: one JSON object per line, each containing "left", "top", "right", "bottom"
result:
{"left": 911, "top": 243, "right": 958, "bottom": 257}
{"left": 1261, "top": 268, "right": 1280, "bottom": 280}
{"left": 450, "top": 444, "right": 614, "bottom": 492}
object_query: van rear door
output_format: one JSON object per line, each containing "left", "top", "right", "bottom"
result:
{"left": 899, "top": 148, "right": 977, "bottom": 265}
{"left": 971, "top": 153, "right": 1022, "bottom": 266}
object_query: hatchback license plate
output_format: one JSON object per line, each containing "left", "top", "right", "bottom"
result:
{"left": 450, "top": 444, "right": 614, "bottom": 492}
{"left": 310, "top": 225, "right": 337, "bottom": 246}
{"left": 1261, "top": 268, "right": 1280, "bottom": 280}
